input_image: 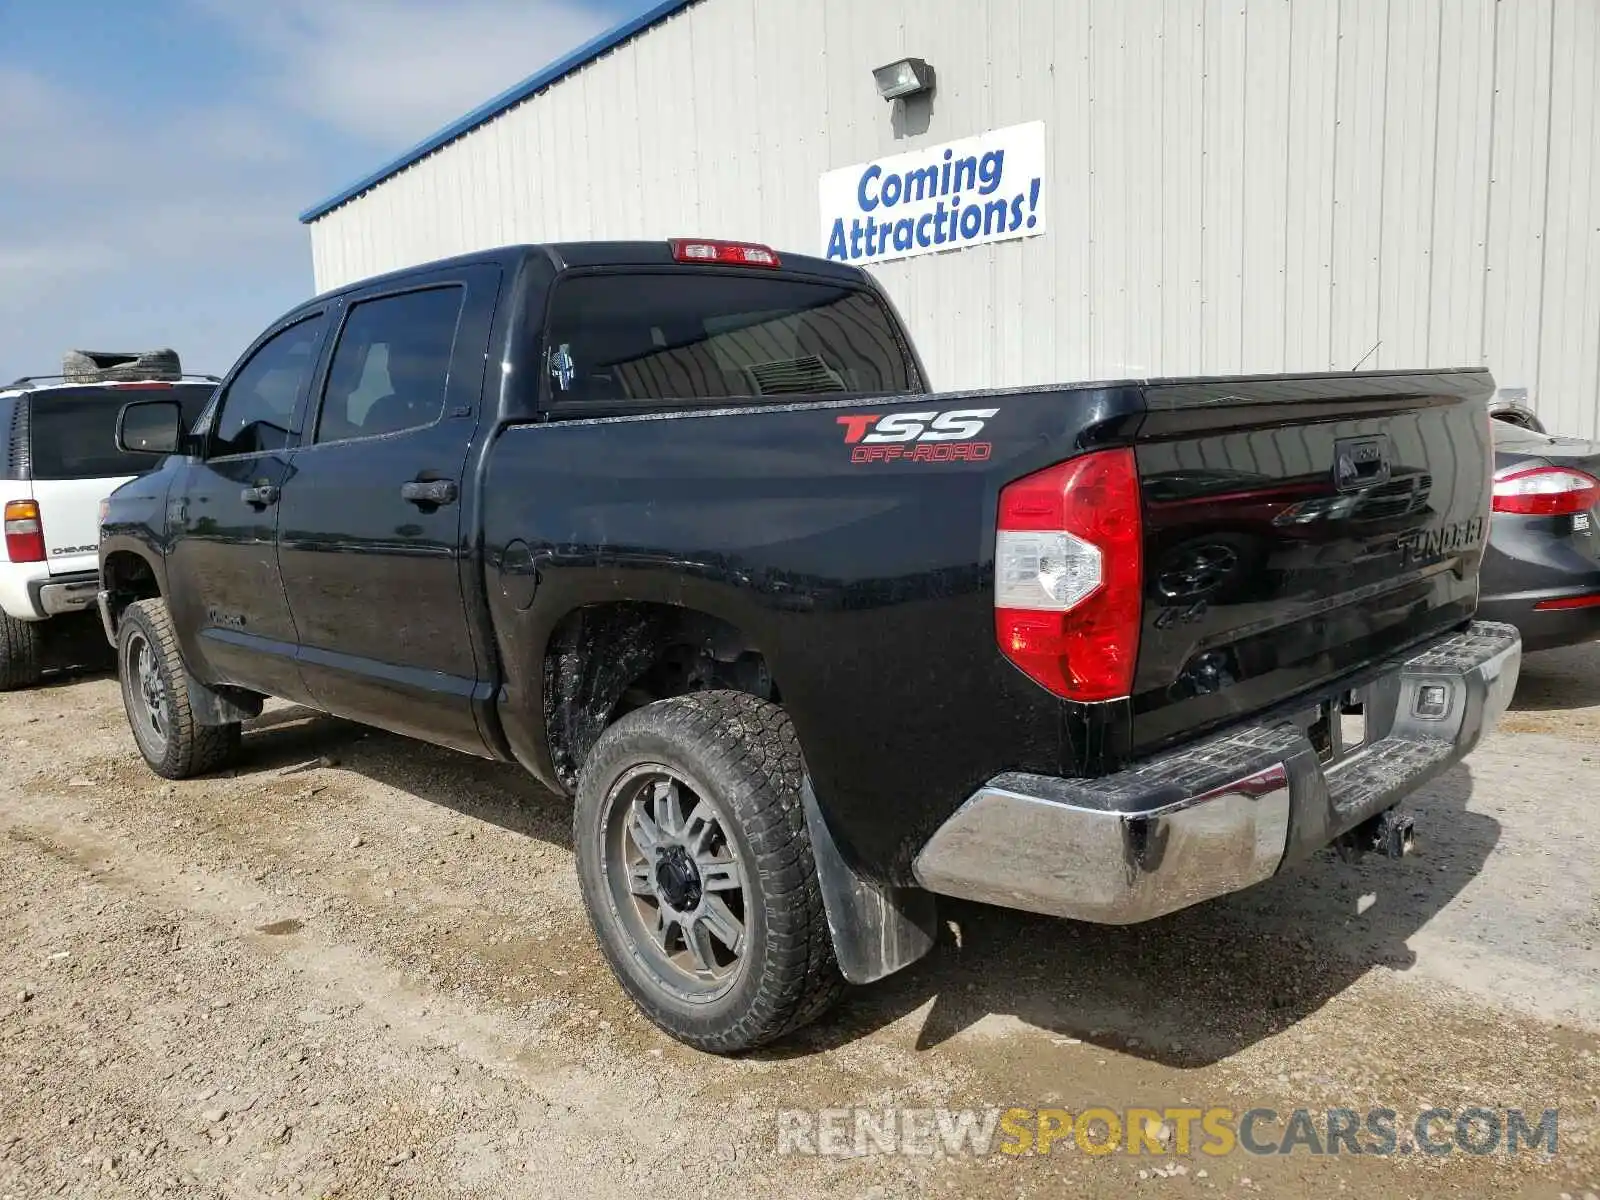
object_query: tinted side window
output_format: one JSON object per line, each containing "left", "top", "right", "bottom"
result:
{"left": 315, "top": 287, "right": 464, "bottom": 444}
{"left": 543, "top": 274, "right": 919, "bottom": 406}
{"left": 212, "top": 318, "right": 323, "bottom": 457}
{"left": 27, "top": 383, "right": 216, "bottom": 480}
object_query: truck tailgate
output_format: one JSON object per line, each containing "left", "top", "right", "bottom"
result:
{"left": 1131, "top": 369, "right": 1495, "bottom": 755}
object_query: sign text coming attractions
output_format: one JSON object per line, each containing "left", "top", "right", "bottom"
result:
{"left": 819, "top": 121, "right": 1047, "bottom": 266}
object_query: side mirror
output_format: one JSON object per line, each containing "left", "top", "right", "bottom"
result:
{"left": 116, "top": 399, "right": 184, "bottom": 455}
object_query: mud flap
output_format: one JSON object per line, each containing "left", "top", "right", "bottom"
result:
{"left": 183, "top": 669, "right": 264, "bottom": 726}
{"left": 801, "top": 775, "right": 938, "bottom": 985}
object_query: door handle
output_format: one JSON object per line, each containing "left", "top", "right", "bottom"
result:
{"left": 241, "top": 483, "right": 280, "bottom": 508}
{"left": 401, "top": 479, "right": 458, "bottom": 507}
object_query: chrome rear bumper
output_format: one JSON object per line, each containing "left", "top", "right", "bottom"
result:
{"left": 26, "top": 572, "right": 101, "bottom": 618}
{"left": 912, "top": 621, "right": 1521, "bottom": 924}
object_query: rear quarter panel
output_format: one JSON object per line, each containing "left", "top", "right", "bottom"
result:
{"left": 482, "top": 388, "right": 1142, "bottom": 882}
{"left": 1480, "top": 429, "right": 1600, "bottom": 641}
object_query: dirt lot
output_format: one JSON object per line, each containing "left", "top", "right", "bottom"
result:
{"left": 1, "top": 645, "right": 1598, "bottom": 1199}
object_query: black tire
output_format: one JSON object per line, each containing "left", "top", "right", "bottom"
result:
{"left": 60, "top": 350, "right": 101, "bottom": 383}
{"left": 61, "top": 348, "right": 182, "bottom": 383}
{"left": 574, "top": 691, "right": 844, "bottom": 1053}
{"left": 0, "top": 612, "right": 42, "bottom": 691}
{"left": 117, "top": 598, "right": 239, "bottom": 779}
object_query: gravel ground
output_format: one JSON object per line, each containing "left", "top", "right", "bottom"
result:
{"left": 1, "top": 645, "right": 1598, "bottom": 1198}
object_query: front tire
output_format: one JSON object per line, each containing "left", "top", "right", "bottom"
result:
{"left": 117, "top": 598, "right": 240, "bottom": 779}
{"left": 0, "top": 612, "right": 42, "bottom": 691}
{"left": 574, "top": 691, "right": 844, "bottom": 1053}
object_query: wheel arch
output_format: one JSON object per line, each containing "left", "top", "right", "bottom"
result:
{"left": 99, "top": 544, "right": 164, "bottom": 640}
{"left": 541, "top": 602, "right": 939, "bottom": 990}
{"left": 540, "top": 600, "right": 779, "bottom": 793}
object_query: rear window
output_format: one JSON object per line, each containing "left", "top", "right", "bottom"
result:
{"left": 543, "top": 273, "right": 920, "bottom": 406}
{"left": 27, "top": 384, "right": 216, "bottom": 480}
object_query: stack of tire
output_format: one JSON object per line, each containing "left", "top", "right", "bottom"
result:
{"left": 61, "top": 348, "right": 182, "bottom": 383}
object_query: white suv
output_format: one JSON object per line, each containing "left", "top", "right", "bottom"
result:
{"left": 0, "top": 375, "right": 217, "bottom": 689}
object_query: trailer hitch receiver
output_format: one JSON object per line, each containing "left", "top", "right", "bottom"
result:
{"left": 1335, "top": 807, "right": 1416, "bottom": 864}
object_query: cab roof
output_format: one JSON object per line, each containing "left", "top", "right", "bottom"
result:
{"left": 308, "top": 240, "right": 869, "bottom": 305}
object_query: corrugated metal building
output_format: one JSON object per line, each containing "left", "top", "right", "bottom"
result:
{"left": 300, "top": 0, "right": 1600, "bottom": 436}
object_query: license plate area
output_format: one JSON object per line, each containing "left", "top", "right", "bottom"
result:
{"left": 1304, "top": 690, "right": 1370, "bottom": 765}
{"left": 1339, "top": 691, "right": 1370, "bottom": 754}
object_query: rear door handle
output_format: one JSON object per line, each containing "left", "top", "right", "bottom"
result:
{"left": 241, "top": 483, "right": 279, "bottom": 508}
{"left": 401, "top": 479, "right": 458, "bottom": 507}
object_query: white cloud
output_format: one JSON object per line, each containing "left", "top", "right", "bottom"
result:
{"left": 0, "top": 63, "right": 314, "bottom": 376}
{"left": 0, "top": 68, "right": 115, "bottom": 187}
{"left": 0, "top": 1, "right": 621, "bottom": 379}
{"left": 0, "top": 242, "right": 113, "bottom": 292}
{"left": 197, "top": 0, "right": 615, "bottom": 146}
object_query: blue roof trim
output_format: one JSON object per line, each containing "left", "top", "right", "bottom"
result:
{"left": 298, "top": 0, "right": 699, "bottom": 225}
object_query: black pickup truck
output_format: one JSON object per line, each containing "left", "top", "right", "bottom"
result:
{"left": 99, "top": 239, "right": 1520, "bottom": 1052}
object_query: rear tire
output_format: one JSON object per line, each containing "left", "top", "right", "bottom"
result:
{"left": 117, "top": 598, "right": 240, "bottom": 779}
{"left": 574, "top": 691, "right": 844, "bottom": 1053}
{"left": 0, "top": 612, "right": 42, "bottom": 691}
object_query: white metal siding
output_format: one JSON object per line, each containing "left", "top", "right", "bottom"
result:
{"left": 308, "top": 0, "right": 1600, "bottom": 435}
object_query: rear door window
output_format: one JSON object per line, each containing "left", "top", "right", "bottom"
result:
{"left": 543, "top": 273, "right": 920, "bottom": 406}
{"left": 315, "top": 286, "right": 465, "bottom": 444}
{"left": 27, "top": 384, "right": 216, "bottom": 480}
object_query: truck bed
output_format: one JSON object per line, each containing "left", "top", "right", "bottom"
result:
{"left": 483, "top": 366, "right": 1495, "bottom": 880}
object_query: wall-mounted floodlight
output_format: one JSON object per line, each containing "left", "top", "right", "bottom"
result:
{"left": 873, "top": 58, "right": 935, "bottom": 101}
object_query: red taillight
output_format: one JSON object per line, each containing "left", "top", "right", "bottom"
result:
{"left": 668, "top": 238, "right": 781, "bottom": 268}
{"left": 1491, "top": 465, "right": 1600, "bottom": 516}
{"left": 3, "top": 500, "right": 45, "bottom": 564}
{"left": 994, "top": 448, "right": 1143, "bottom": 702}
{"left": 1533, "top": 592, "right": 1600, "bottom": 611}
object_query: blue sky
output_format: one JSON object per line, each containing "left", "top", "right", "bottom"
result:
{"left": 0, "top": 0, "right": 645, "bottom": 382}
